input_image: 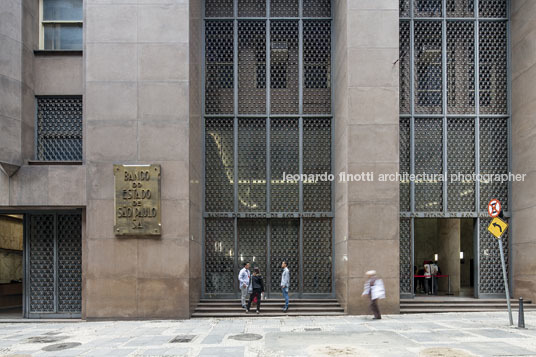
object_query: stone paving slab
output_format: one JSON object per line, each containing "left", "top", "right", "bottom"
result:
{"left": 0, "top": 312, "right": 535, "bottom": 356}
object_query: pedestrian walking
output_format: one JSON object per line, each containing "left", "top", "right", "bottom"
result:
{"left": 246, "top": 267, "right": 264, "bottom": 314}
{"left": 281, "top": 261, "right": 290, "bottom": 312}
{"left": 361, "top": 270, "right": 385, "bottom": 320}
{"left": 238, "top": 262, "right": 251, "bottom": 309}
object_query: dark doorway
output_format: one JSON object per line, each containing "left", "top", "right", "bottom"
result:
{"left": 0, "top": 214, "right": 24, "bottom": 319}
{"left": 414, "top": 218, "right": 475, "bottom": 297}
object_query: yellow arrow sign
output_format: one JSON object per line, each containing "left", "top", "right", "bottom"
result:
{"left": 487, "top": 217, "right": 508, "bottom": 239}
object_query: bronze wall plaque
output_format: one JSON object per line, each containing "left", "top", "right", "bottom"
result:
{"left": 114, "top": 164, "right": 161, "bottom": 236}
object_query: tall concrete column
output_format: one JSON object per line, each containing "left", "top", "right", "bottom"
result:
{"left": 333, "top": 0, "right": 400, "bottom": 314}
{"left": 84, "top": 0, "right": 193, "bottom": 319}
{"left": 0, "top": 0, "right": 23, "bottom": 174}
{"left": 438, "top": 219, "right": 460, "bottom": 294}
{"left": 511, "top": 0, "right": 536, "bottom": 302}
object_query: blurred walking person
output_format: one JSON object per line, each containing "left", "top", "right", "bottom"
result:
{"left": 362, "top": 270, "right": 385, "bottom": 320}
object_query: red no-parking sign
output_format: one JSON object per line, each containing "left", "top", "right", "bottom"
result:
{"left": 488, "top": 199, "right": 501, "bottom": 218}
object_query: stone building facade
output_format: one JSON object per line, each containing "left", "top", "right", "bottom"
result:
{"left": 0, "top": 0, "right": 534, "bottom": 319}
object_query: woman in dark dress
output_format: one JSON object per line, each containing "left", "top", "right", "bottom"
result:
{"left": 246, "top": 267, "right": 264, "bottom": 314}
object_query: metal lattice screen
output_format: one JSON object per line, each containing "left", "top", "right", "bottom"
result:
{"left": 205, "top": 218, "right": 234, "bottom": 294}
{"left": 479, "top": 217, "right": 509, "bottom": 294}
{"left": 36, "top": 97, "right": 83, "bottom": 161}
{"left": 399, "top": 0, "right": 509, "bottom": 295}
{"left": 399, "top": 219, "right": 412, "bottom": 294}
{"left": 27, "top": 213, "right": 82, "bottom": 317}
{"left": 203, "top": 0, "right": 332, "bottom": 297}
{"left": 303, "top": 219, "right": 331, "bottom": 293}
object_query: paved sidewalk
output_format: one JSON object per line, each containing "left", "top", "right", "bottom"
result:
{"left": 1, "top": 312, "right": 535, "bottom": 356}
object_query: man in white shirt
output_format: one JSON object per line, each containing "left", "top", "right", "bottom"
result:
{"left": 238, "top": 262, "right": 251, "bottom": 309}
{"left": 424, "top": 261, "right": 432, "bottom": 295}
{"left": 431, "top": 262, "right": 439, "bottom": 295}
{"left": 361, "top": 270, "right": 385, "bottom": 319}
{"left": 281, "top": 261, "right": 290, "bottom": 312}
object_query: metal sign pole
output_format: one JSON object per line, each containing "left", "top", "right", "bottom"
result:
{"left": 498, "top": 237, "right": 513, "bottom": 325}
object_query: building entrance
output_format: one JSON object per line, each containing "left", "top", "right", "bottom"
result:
{"left": 413, "top": 218, "right": 475, "bottom": 297}
{"left": 205, "top": 218, "right": 331, "bottom": 298}
{"left": 202, "top": 0, "right": 333, "bottom": 299}
{"left": 398, "top": 0, "right": 511, "bottom": 299}
{"left": 0, "top": 214, "right": 23, "bottom": 318}
{"left": 0, "top": 212, "right": 82, "bottom": 319}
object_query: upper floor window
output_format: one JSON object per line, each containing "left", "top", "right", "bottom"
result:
{"left": 40, "top": 0, "right": 83, "bottom": 50}
{"left": 36, "top": 97, "right": 83, "bottom": 161}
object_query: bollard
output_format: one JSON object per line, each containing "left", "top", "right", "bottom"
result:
{"left": 518, "top": 297, "right": 525, "bottom": 329}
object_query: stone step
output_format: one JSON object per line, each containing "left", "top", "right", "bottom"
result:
{"left": 192, "top": 311, "right": 346, "bottom": 318}
{"left": 194, "top": 298, "right": 344, "bottom": 318}
{"left": 401, "top": 299, "right": 532, "bottom": 304}
{"left": 200, "top": 299, "right": 338, "bottom": 303}
{"left": 401, "top": 307, "right": 536, "bottom": 314}
{"left": 195, "top": 304, "right": 344, "bottom": 312}
{"left": 197, "top": 302, "right": 341, "bottom": 307}
{"left": 400, "top": 303, "right": 536, "bottom": 309}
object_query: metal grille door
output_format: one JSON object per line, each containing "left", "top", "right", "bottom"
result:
{"left": 26, "top": 213, "right": 82, "bottom": 318}
{"left": 399, "top": 0, "right": 510, "bottom": 296}
{"left": 203, "top": 0, "right": 333, "bottom": 298}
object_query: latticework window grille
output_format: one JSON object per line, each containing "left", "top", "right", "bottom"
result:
{"left": 415, "top": 0, "right": 442, "bottom": 17}
{"left": 36, "top": 97, "right": 82, "bottom": 161}
{"left": 238, "top": 220, "right": 267, "bottom": 275}
{"left": 271, "top": 118, "right": 299, "bottom": 212}
{"left": 271, "top": 0, "right": 298, "bottom": 17}
{"left": 479, "top": 21, "right": 507, "bottom": 115}
{"left": 303, "top": 118, "right": 331, "bottom": 212}
{"left": 303, "top": 20, "right": 331, "bottom": 114}
{"left": 238, "top": 0, "right": 265, "bottom": 17}
{"left": 400, "top": 118, "right": 411, "bottom": 212}
{"left": 400, "top": 0, "right": 410, "bottom": 17}
{"left": 414, "top": 21, "right": 443, "bottom": 114}
{"left": 204, "top": 0, "right": 332, "bottom": 296}
{"left": 205, "top": 21, "right": 234, "bottom": 114}
{"left": 303, "top": 0, "right": 330, "bottom": 17}
{"left": 205, "top": 118, "right": 234, "bottom": 212}
{"left": 447, "top": 22, "right": 475, "bottom": 114}
{"left": 205, "top": 219, "right": 235, "bottom": 294}
{"left": 399, "top": 0, "right": 510, "bottom": 296}
{"left": 400, "top": 22, "right": 411, "bottom": 114}
{"left": 479, "top": 0, "right": 507, "bottom": 18}
{"left": 28, "top": 213, "right": 82, "bottom": 316}
{"left": 303, "top": 219, "right": 332, "bottom": 293}
{"left": 480, "top": 118, "right": 508, "bottom": 211}
{"left": 414, "top": 118, "right": 443, "bottom": 212}
{"left": 205, "top": 0, "right": 233, "bottom": 17}
{"left": 447, "top": 0, "right": 474, "bottom": 17}
{"left": 238, "top": 21, "right": 266, "bottom": 114}
{"left": 447, "top": 118, "right": 475, "bottom": 212}
{"left": 270, "top": 219, "right": 300, "bottom": 292}
{"left": 399, "top": 219, "right": 412, "bottom": 294}
{"left": 271, "top": 21, "right": 299, "bottom": 114}
{"left": 479, "top": 217, "right": 509, "bottom": 294}
{"left": 238, "top": 119, "right": 266, "bottom": 212}
{"left": 399, "top": 0, "right": 508, "bottom": 215}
